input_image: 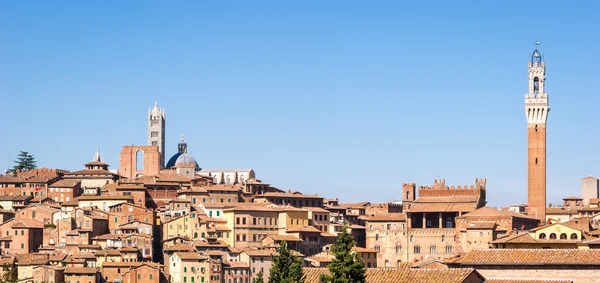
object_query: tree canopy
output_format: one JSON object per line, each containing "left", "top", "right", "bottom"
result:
{"left": 320, "top": 226, "right": 366, "bottom": 283}
{"left": 269, "top": 240, "right": 305, "bottom": 283}
{"left": 254, "top": 270, "right": 264, "bottom": 283}
{"left": 11, "top": 151, "right": 37, "bottom": 173}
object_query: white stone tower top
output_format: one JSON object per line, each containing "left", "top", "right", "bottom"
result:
{"left": 525, "top": 43, "right": 550, "bottom": 125}
{"left": 148, "top": 100, "right": 166, "bottom": 168}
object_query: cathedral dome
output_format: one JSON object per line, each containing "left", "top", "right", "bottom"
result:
{"left": 166, "top": 134, "right": 199, "bottom": 169}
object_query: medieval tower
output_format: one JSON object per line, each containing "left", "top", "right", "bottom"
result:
{"left": 148, "top": 101, "right": 166, "bottom": 168}
{"left": 525, "top": 44, "right": 549, "bottom": 221}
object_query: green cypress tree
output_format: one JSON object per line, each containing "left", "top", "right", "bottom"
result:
{"left": 269, "top": 240, "right": 305, "bottom": 283}
{"left": 0, "top": 262, "right": 17, "bottom": 283}
{"left": 254, "top": 270, "right": 264, "bottom": 283}
{"left": 11, "top": 151, "right": 37, "bottom": 173}
{"left": 319, "top": 226, "right": 366, "bottom": 283}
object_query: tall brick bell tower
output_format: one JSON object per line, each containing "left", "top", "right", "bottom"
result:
{"left": 525, "top": 43, "right": 549, "bottom": 221}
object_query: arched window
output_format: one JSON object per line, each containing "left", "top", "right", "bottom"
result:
{"left": 539, "top": 233, "right": 546, "bottom": 239}
{"left": 413, "top": 245, "right": 420, "bottom": 254}
{"left": 441, "top": 235, "right": 445, "bottom": 242}
{"left": 533, "top": 77, "right": 540, "bottom": 96}
{"left": 136, "top": 150, "right": 144, "bottom": 171}
{"left": 560, "top": 233, "right": 567, "bottom": 240}
{"left": 549, "top": 233, "right": 557, "bottom": 239}
{"left": 395, "top": 245, "right": 401, "bottom": 254}
{"left": 375, "top": 234, "right": 379, "bottom": 241}
{"left": 385, "top": 260, "right": 390, "bottom": 268}
{"left": 239, "top": 175, "right": 245, "bottom": 184}
{"left": 405, "top": 191, "right": 410, "bottom": 200}
{"left": 430, "top": 245, "right": 437, "bottom": 254}
{"left": 397, "top": 260, "right": 402, "bottom": 267}
{"left": 410, "top": 235, "right": 413, "bottom": 242}
{"left": 226, "top": 176, "right": 231, "bottom": 184}
{"left": 570, "top": 233, "right": 578, "bottom": 240}
{"left": 445, "top": 245, "right": 453, "bottom": 254}
{"left": 213, "top": 175, "right": 218, "bottom": 184}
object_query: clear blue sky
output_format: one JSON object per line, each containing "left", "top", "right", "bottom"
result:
{"left": 1, "top": 1, "right": 599, "bottom": 206}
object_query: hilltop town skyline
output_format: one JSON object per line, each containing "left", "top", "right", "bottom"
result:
{"left": 3, "top": 2, "right": 600, "bottom": 283}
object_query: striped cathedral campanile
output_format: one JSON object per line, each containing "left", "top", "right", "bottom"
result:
{"left": 525, "top": 45, "right": 549, "bottom": 222}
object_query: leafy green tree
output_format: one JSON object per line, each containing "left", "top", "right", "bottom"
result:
{"left": 269, "top": 240, "right": 305, "bottom": 283}
{"left": 254, "top": 270, "right": 264, "bottom": 283}
{"left": 11, "top": 151, "right": 37, "bottom": 173}
{"left": 320, "top": 226, "right": 366, "bottom": 283}
{"left": 0, "top": 262, "right": 17, "bottom": 283}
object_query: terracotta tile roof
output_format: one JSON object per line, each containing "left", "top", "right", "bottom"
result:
{"left": 302, "top": 267, "right": 480, "bottom": 283}
{"left": 223, "top": 261, "right": 249, "bottom": 268}
{"left": 286, "top": 225, "right": 322, "bottom": 233}
{"left": 135, "top": 173, "right": 191, "bottom": 183}
{"left": 77, "top": 195, "right": 132, "bottom": 201}
{"left": 412, "top": 259, "right": 448, "bottom": 269}
{"left": 582, "top": 237, "right": 600, "bottom": 244}
{"left": 266, "top": 235, "right": 302, "bottom": 242}
{"left": 203, "top": 185, "right": 241, "bottom": 192}
{"left": 95, "top": 249, "right": 121, "bottom": 256}
{"left": 455, "top": 249, "right": 600, "bottom": 265}
{"left": 62, "top": 200, "right": 79, "bottom": 206}
{"left": 352, "top": 247, "right": 376, "bottom": 253}
{"left": 546, "top": 207, "right": 578, "bottom": 215}
{"left": 242, "top": 249, "right": 279, "bottom": 257}
{"left": 164, "top": 243, "right": 196, "bottom": 252}
{"left": 193, "top": 240, "right": 229, "bottom": 248}
{"left": 11, "top": 218, "right": 44, "bottom": 228}
{"left": 120, "top": 246, "right": 139, "bottom": 252}
{"left": 178, "top": 186, "right": 209, "bottom": 194}
{"left": 0, "top": 257, "right": 14, "bottom": 265}
{"left": 485, "top": 280, "right": 573, "bottom": 283}
{"left": 64, "top": 267, "right": 97, "bottom": 274}
{"left": 0, "top": 175, "right": 26, "bottom": 183}
{"left": 49, "top": 179, "right": 81, "bottom": 187}
{"left": 25, "top": 175, "right": 56, "bottom": 183}
{"left": 64, "top": 169, "right": 116, "bottom": 176}
{"left": 458, "top": 206, "right": 538, "bottom": 220}
{"left": 49, "top": 252, "right": 67, "bottom": 261}
{"left": 72, "top": 253, "right": 97, "bottom": 259}
{"left": 259, "top": 192, "right": 323, "bottom": 199}
{"left": 92, "top": 234, "right": 122, "bottom": 240}
{"left": 563, "top": 196, "right": 583, "bottom": 200}
{"left": 174, "top": 252, "right": 206, "bottom": 260}
{"left": 306, "top": 252, "right": 334, "bottom": 263}
{"left": 302, "top": 207, "right": 330, "bottom": 213}
{"left": 366, "top": 213, "right": 407, "bottom": 221}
